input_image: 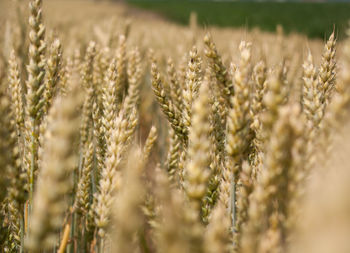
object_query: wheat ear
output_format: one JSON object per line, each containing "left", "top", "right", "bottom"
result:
{"left": 95, "top": 108, "right": 138, "bottom": 239}
{"left": 25, "top": 0, "right": 47, "bottom": 207}
{"left": 25, "top": 82, "right": 83, "bottom": 252}
{"left": 184, "top": 78, "right": 211, "bottom": 215}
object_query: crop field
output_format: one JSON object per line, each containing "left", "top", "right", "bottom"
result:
{"left": 0, "top": 0, "right": 350, "bottom": 253}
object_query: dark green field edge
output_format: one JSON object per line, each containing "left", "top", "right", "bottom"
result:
{"left": 127, "top": 1, "right": 350, "bottom": 39}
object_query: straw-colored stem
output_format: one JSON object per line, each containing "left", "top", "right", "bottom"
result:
{"left": 58, "top": 223, "right": 71, "bottom": 253}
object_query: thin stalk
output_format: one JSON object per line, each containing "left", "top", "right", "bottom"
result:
{"left": 81, "top": 226, "right": 87, "bottom": 252}
{"left": 231, "top": 173, "right": 237, "bottom": 235}
{"left": 20, "top": 211, "right": 24, "bottom": 253}
{"left": 67, "top": 205, "right": 76, "bottom": 253}
{"left": 24, "top": 201, "right": 28, "bottom": 233}
{"left": 76, "top": 216, "right": 82, "bottom": 252}
{"left": 58, "top": 223, "right": 71, "bottom": 253}
{"left": 29, "top": 118, "right": 36, "bottom": 210}
{"left": 68, "top": 148, "right": 83, "bottom": 253}
{"left": 138, "top": 230, "right": 151, "bottom": 253}
{"left": 98, "top": 238, "right": 105, "bottom": 253}
{"left": 92, "top": 153, "right": 97, "bottom": 195}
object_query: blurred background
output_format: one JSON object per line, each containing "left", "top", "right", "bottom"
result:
{"left": 124, "top": 0, "right": 350, "bottom": 39}
{"left": 1, "top": 0, "right": 350, "bottom": 40}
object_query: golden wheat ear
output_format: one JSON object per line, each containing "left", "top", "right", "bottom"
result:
{"left": 95, "top": 108, "right": 138, "bottom": 241}
{"left": 167, "top": 57, "right": 183, "bottom": 113}
{"left": 43, "top": 39, "right": 63, "bottom": 116}
{"left": 204, "top": 33, "right": 233, "bottom": 104}
{"left": 8, "top": 50, "right": 24, "bottom": 134}
{"left": 24, "top": 0, "right": 47, "bottom": 209}
{"left": 6, "top": 51, "right": 27, "bottom": 252}
{"left": 154, "top": 165, "right": 202, "bottom": 253}
{"left": 143, "top": 125, "right": 158, "bottom": 162}
{"left": 205, "top": 201, "right": 232, "bottom": 253}
{"left": 26, "top": 80, "right": 84, "bottom": 252}
{"left": 184, "top": 76, "right": 211, "bottom": 216}
{"left": 110, "top": 147, "right": 145, "bottom": 253}
{"left": 318, "top": 32, "right": 336, "bottom": 106}
{"left": 183, "top": 46, "right": 202, "bottom": 131}
{"left": 241, "top": 105, "right": 303, "bottom": 253}
{"left": 124, "top": 47, "right": 142, "bottom": 116}
{"left": 150, "top": 56, "right": 188, "bottom": 143}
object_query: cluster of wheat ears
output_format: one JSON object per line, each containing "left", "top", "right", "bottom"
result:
{"left": 1, "top": 0, "right": 350, "bottom": 252}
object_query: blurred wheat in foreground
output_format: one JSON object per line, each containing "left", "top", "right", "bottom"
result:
{"left": 1, "top": 0, "right": 350, "bottom": 252}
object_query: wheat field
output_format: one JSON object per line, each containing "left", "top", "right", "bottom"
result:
{"left": 0, "top": 0, "right": 350, "bottom": 253}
